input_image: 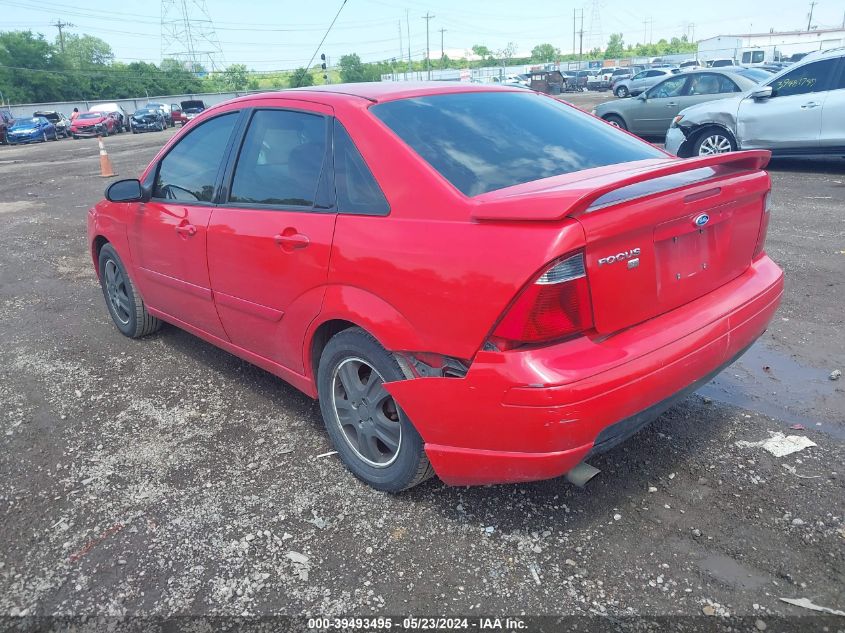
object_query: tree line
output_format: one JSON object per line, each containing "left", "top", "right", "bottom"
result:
{"left": 0, "top": 29, "right": 697, "bottom": 105}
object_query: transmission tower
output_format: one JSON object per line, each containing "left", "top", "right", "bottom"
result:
{"left": 586, "top": 0, "right": 603, "bottom": 54}
{"left": 161, "top": 0, "right": 225, "bottom": 73}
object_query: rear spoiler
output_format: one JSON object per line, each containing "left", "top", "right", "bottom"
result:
{"left": 470, "top": 150, "right": 771, "bottom": 222}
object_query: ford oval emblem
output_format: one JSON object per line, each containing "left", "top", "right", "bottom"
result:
{"left": 694, "top": 213, "right": 710, "bottom": 227}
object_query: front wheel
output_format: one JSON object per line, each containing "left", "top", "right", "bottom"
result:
{"left": 604, "top": 114, "right": 628, "bottom": 131}
{"left": 98, "top": 243, "right": 162, "bottom": 338}
{"left": 317, "top": 328, "right": 433, "bottom": 492}
{"left": 693, "top": 127, "right": 736, "bottom": 156}
{"left": 614, "top": 85, "right": 629, "bottom": 98}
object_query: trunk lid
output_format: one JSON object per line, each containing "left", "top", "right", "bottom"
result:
{"left": 472, "top": 151, "right": 771, "bottom": 335}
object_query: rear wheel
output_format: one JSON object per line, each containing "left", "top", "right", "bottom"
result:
{"left": 604, "top": 114, "right": 627, "bottom": 131}
{"left": 317, "top": 328, "right": 433, "bottom": 492}
{"left": 693, "top": 127, "right": 736, "bottom": 155}
{"left": 98, "top": 243, "right": 162, "bottom": 338}
{"left": 614, "top": 85, "right": 629, "bottom": 98}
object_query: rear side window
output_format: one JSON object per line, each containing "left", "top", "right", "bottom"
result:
{"left": 371, "top": 92, "right": 664, "bottom": 196}
{"left": 688, "top": 73, "right": 738, "bottom": 95}
{"left": 230, "top": 109, "right": 328, "bottom": 208}
{"left": 153, "top": 112, "right": 238, "bottom": 202}
{"left": 770, "top": 59, "right": 838, "bottom": 96}
{"left": 333, "top": 121, "right": 389, "bottom": 215}
{"left": 650, "top": 76, "right": 688, "bottom": 98}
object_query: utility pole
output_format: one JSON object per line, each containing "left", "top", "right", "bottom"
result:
{"left": 423, "top": 12, "right": 435, "bottom": 80}
{"left": 398, "top": 20, "right": 405, "bottom": 79}
{"left": 579, "top": 11, "right": 585, "bottom": 62}
{"left": 52, "top": 20, "right": 74, "bottom": 53}
{"left": 439, "top": 27, "right": 446, "bottom": 61}
{"left": 573, "top": 9, "right": 585, "bottom": 60}
{"left": 573, "top": 8, "right": 577, "bottom": 57}
{"left": 807, "top": 0, "right": 817, "bottom": 30}
{"left": 406, "top": 9, "right": 412, "bottom": 78}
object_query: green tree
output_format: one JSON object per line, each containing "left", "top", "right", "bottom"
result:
{"left": 62, "top": 34, "right": 113, "bottom": 67}
{"left": 221, "top": 63, "right": 249, "bottom": 90}
{"left": 530, "top": 43, "right": 559, "bottom": 63}
{"left": 290, "top": 67, "right": 314, "bottom": 87}
{"left": 604, "top": 33, "right": 624, "bottom": 59}
{"left": 471, "top": 44, "right": 492, "bottom": 59}
{"left": 0, "top": 30, "right": 67, "bottom": 103}
{"left": 338, "top": 53, "right": 366, "bottom": 82}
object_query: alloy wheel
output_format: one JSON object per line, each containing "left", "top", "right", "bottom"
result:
{"left": 698, "top": 134, "right": 733, "bottom": 155}
{"left": 330, "top": 357, "right": 402, "bottom": 468}
{"left": 103, "top": 259, "right": 131, "bottom": 325}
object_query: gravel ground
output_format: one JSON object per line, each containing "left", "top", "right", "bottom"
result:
{"left": 0, "top": 108, "right": 843, "bottom": 628}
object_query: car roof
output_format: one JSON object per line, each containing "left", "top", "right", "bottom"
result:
{"left": 225, "top": 82, "right": 529, "bottom": 106}
{"left": 801, "top": 45, "right": 845, "bottom": 62}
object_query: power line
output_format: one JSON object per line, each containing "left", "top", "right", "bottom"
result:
{"left": 305, "top": 0, "right": 349, "bottom": 71}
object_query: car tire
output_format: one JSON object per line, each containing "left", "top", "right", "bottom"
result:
{"left": 73, "top": 135, "right": 78, "bottom": 140}
{"left": 692, "top": 127, "right": 736, "bottom": 156}
{"left": 98, "top": 243, "right": 162, "bottom": 338}
{"left": 317, "top": 327, "right": 434, "bottom": 492}
{"left": 614, "top": 85, "right": 629, "bottom": 98}
{"left": 604, "top": 114, "right": 628, "bottom": 131}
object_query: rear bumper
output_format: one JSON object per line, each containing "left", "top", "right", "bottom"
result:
{"left": 385, "top": 256, "right": 783, "bottom": 486}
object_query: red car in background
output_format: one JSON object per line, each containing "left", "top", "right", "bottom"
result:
{"left": 88, "top": 83, "right": 783, "bottom": 492}
{"left": 70, "top": 111, "right": 117, "bottom": 138}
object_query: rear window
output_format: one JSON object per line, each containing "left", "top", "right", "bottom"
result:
{"left": 371, "top": 91, "right": 664, "bottom": 196}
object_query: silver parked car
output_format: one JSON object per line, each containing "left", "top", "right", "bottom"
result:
{"left": 613, "top": 68, "right": 680, "bottom": 97}
{"left": 593, "top": 69, "right": 762, "bottom": 137}
{"left": 665, "top": 47, "right": 845, "bottom": 157}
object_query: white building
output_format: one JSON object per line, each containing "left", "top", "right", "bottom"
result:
{"left": 698, "top": 28, "right": 845, "bottom": 63}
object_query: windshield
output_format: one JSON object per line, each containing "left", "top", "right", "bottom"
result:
{"left": 734, "top": 68, "right": 771, "bottom": 83}
{"left": 14, "top": 118, "right": 41, "bottom": 126}
{"left": 372, "top": 91, "right": 664, "bottom": 197}
{"left": 134, "top": 109, "right": 156, "bottom": 115}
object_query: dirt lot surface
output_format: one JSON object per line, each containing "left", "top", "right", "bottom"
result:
{"left": 0, "top": 106, "right": 843, "bottom": 627}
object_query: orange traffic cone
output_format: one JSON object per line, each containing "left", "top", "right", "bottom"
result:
{"left": 98, "top": 136, "right": 116, "bottom": 178}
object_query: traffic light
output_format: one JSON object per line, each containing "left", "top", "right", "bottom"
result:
{"left": 320, "top": 53, "right": 326, "bottom": 71}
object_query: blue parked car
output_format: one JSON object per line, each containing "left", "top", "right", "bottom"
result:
{"left": 6, "top": 116, "right": 58, "bottom": 145}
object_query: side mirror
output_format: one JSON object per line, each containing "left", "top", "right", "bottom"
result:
{"left": 750, "top": 86, "right": 773, "bottom": 100}
{"left": 637, "top": 92, "right": 648, "bottom": 101}
{"left": 105, "top": 178, "right": 146, "bottom": 203}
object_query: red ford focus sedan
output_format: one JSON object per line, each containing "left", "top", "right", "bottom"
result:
{"left": 88, "top": 83, "right": 783, "bottom": 491}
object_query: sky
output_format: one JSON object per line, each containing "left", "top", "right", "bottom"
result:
{"left": 2, "top": 0, "right": 844, "bottom": 71}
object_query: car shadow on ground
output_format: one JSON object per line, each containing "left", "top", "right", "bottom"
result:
{"left": 766, "top": 157, "right": 845, "bottom": 174}
{"left": 151, "top": 321, "right": 733, "bottom": 533}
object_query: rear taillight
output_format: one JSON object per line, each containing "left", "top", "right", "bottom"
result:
{"left": 489, "top": 251, "right": 593, "bottom": 350}
{"left": 752, "top": 191, "right": 772, "bottom": 259}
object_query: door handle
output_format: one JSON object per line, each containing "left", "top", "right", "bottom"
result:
{"left": 175, "top": 223, "right": 197, "bottom": 237}
{"left": 274, "top": 230, "right": 310, "bottom": 250}
{"left": 800, "top": 101, "right": 821, "bottom": 109}
{"left": 666, "top": 102, "right": 677, "bottom": 107}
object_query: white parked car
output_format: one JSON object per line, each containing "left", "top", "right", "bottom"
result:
{"left": 665, "top": 47, "right": 845, "bottom": 157}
